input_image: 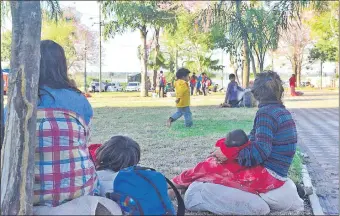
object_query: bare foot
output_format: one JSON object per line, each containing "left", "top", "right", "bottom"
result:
{"left": 166, "top": 119, "right": 172, "bottom": 127}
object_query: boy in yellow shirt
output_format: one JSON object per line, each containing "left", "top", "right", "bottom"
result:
{"left": 167, "top": 68, "right": 193, "bottom": 127}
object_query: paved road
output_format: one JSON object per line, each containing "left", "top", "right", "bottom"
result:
{"left": 288, "top": 91, "right": 339, "bottom": 215}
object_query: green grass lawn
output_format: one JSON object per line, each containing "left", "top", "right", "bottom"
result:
{"left": 89, "top": 93, "right": 302, "bottom": 184}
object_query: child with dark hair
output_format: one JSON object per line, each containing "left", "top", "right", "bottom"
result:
{"left": 170, "top": 129, "right": 284, "bottom": 194}
{"left": 167, "top": 68, "right": 193, "bottom": 127}
{"left": 220, "top": 73, "right": 243, "bottom": 108}
{"left": 88, "top": 136, "right": 141, "bottom": 196}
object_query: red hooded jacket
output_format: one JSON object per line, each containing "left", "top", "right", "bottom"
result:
{"left": 172, "top": 138, "right": 285, "bottom": 194}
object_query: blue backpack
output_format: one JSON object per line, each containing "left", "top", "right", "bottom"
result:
{"left": 106, "top": 166, "right": 185, "bottom": 215}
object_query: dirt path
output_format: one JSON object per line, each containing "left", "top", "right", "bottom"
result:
{"left": 287, "top": 90, "right": 339, "bottom": 215}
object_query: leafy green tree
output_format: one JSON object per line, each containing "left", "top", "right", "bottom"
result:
{"left": 162, "top": 10, "right": 217, "bottom": 75}
{"left": 102, "top": 1, "right": 176, "bottom": 97}
{"left": 199, "top": 0, "right": 328, "bottom": 87}
{"left": 0, "top": 30, "right": 11, "bottom": 62}
{"left": 41, "top": 17, "right": 77, "bottom": 65}
{"left": 308, "top": 1, "right": 338, "bottom": 74}
{"left": 245, "top": 7, "right": 281, "bottom": 73}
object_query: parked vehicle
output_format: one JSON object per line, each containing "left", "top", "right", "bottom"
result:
{"left": 125, "top": 82, "right": 141, "bottom": 92}
{"left": 88, "top": 81, "right": 106, "bottom": 92}
{"left": 106, "top": 82, "right": 123, "bottom": 92}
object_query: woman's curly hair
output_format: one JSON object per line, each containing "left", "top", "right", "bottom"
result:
{"left": 251, "top": 71, "right": 284, "bottom": 103}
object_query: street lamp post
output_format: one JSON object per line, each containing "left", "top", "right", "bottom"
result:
{"left": 84, "top": 40, "right": 87, "bottom": 93}
{"left": 90, "top": 4, "right": 104, "bottom": 93}
{"left": 99, "top": 3, "right": 102, "bottom": 92}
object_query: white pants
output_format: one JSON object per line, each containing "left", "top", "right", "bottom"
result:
{"left": 33, "top": 196, "right": 122, "bottom": 215}
{"left": 184, "top": 179, "right": 303, "bottom": 215}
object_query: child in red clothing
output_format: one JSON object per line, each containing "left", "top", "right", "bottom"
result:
{"left": 171, "top": 129, "right": 285, "bottom": 195}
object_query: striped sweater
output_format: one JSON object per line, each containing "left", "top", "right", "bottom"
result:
{"left": 238, "top": 103, "right": 297, "bottom": 177}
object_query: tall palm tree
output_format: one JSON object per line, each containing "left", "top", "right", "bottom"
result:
{"left": 199, "top": 0, "right": 327, "bottom": 87}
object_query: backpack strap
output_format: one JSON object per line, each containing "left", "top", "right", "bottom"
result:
{"left": 135, "top": 166, "right": 185, "bottom": 216}
{"left": 165, "top": 177, "right": 186, "bottom": 216}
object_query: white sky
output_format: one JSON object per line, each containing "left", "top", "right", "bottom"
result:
{"left": 60, "top": 1, "right": 141, "bottom": 73}
{"left": 1, "top": 1, "right": 336, "bottom": 77}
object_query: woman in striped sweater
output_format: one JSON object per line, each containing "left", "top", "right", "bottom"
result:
{"left": 178, "top": 71, "right": 303, "bottom": 215}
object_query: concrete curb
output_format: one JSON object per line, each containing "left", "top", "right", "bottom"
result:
{"left": 302, "top": 164, "right": 324, "bottom": 215}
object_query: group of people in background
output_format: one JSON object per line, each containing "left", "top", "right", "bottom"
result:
{"left": 189, "top": 72, "right": 212, "bottom": 96}
{"left": 2, "top": 39, "right": 304, "bottom": 215}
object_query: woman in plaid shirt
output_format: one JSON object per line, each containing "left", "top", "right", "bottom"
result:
{"left": 5, "top": 40, "right": 98, "bottom": 207}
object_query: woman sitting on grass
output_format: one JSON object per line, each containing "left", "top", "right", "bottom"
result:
{"left": 170, "top": 71, "right": 304, "bottom": 215}
{"left": 3, "top": 40, "right": 98, "bottom": 207}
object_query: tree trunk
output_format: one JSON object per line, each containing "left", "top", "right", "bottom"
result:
{"left": 249, "top": 50, "right": 257, "bottom": 75}
{"left": 320, "top": 61, "right": 323, "bottom": 89}
{"left": 139, "top": 27, "right": 148, "bottom": 97}
{"left": 1, "top": 1, "right": 41, "bottom": 215}
{"left": 152, "top": 27, "right": 160, "bottom": 91}
{"left": 242, "top": 41, "right": 250, "bottom": 88}
{"left": 236, "top": 1, "right": 250, "bottom": 88}
{"left": 259, "top": 61, "right": 264, "bottom": 73}
{"left": 297, "top": 64, "right": 301, "bottom": 87}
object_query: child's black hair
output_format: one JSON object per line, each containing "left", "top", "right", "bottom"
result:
{"left": 96, "top": 136, "right": 140, "bottom": 172}
{"left": 225, "top": 129, "right": 249, "bottom": 147}
{"left": 176, "top": 68, "right": 191, "bottom": 79}
{"left": 251, "top": 70, "right": 284, "bottom": 104}
{"left": 160, "top": 70, "right": 163, "bottom": 74}
{"left": 229, "top": 74, "right": 236, "bottom": 80}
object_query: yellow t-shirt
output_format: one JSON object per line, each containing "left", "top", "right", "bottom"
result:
{"left": 174, "top": 79, "right": 190, "bottom": 107}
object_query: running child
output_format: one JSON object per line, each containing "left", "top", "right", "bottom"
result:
{"left": 167, "top": 68, "right": 193, "bottom": 127}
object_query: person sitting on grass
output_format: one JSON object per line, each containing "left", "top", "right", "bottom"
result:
{"left": 170, "top": 71, "right": 304, "bottom": 215}
{"left": 289, "top": 74, "right": 303, "bottom": 96}
{"left": 2, "top": 40, "right": 97, "bottom": 207}
{"left": 167, "top": 68, "right": 193, "bottom": 128}
{"left": 169, "top": 129, "right": 285, "bottom": 195}
{"left": 88, "top": 136, "right": 141, "bottom": 196}
{"left": 220, "top": 73, "right": 243, "bottom": 108}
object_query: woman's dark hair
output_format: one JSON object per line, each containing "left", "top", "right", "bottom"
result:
{"left": 39, "top": 40, "right": 80, "bottom": 97}
{"left": 251, "top": 70, "right": 284, "bottom": 103}
{"left": 96, "top": 136, "right": 141, "bottom": 172}
{"left": 176, "top": 68, "right": 191, "bottom": 79}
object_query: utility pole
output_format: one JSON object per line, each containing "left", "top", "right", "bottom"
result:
{"left": 221, "top": 50, "right": 224, "bottom": 88}
{"left": 320, "top": 61, "right": 323, "bottom": 89}
{"left": 99, "top": 3, "right": 102, "bottom": 92}
{"left": 84, "top": 38, "right": 87, "bottom": 93}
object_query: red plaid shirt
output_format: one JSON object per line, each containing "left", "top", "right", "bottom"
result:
{"left": 34, "top": 108, "right": 98, "bottom": 207}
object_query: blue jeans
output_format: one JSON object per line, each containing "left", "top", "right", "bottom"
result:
{"left": 170, "top": 107, "right": 193, "bottom": 127}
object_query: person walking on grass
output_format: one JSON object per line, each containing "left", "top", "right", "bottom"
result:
{"left": 190, "top": 73, "right": 197, "bottom": 96}
{"left": 158, "top": 71, "right": 166, "bottom": 98}
{"left": 167, "top": 68, "right": 193, "bottom": 128}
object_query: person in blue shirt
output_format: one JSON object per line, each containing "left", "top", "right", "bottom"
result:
{"left": 4, "top": 40, "right": 93, "bottom": 125}
{"left": 196, "top": 74, "right": 203, "bottom": 95}
{"left": 222, "top": 74, "right": 243, "bottom": 108}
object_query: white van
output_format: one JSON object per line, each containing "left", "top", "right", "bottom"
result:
{"left": 125, "top": 82, "right": 141, "bottom": 92}
{"left": 106, "top": 82, "right": 123, "bottom": 92}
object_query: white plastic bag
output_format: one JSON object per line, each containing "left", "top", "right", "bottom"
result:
{"left": 33, "top": 195, "right": 122, "bottom": 215}
{"left": 184, "top": 182, "right": 270, "bottom": 215}
{"left": 260, "top": 178, "right": 304, "bottom": 212}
